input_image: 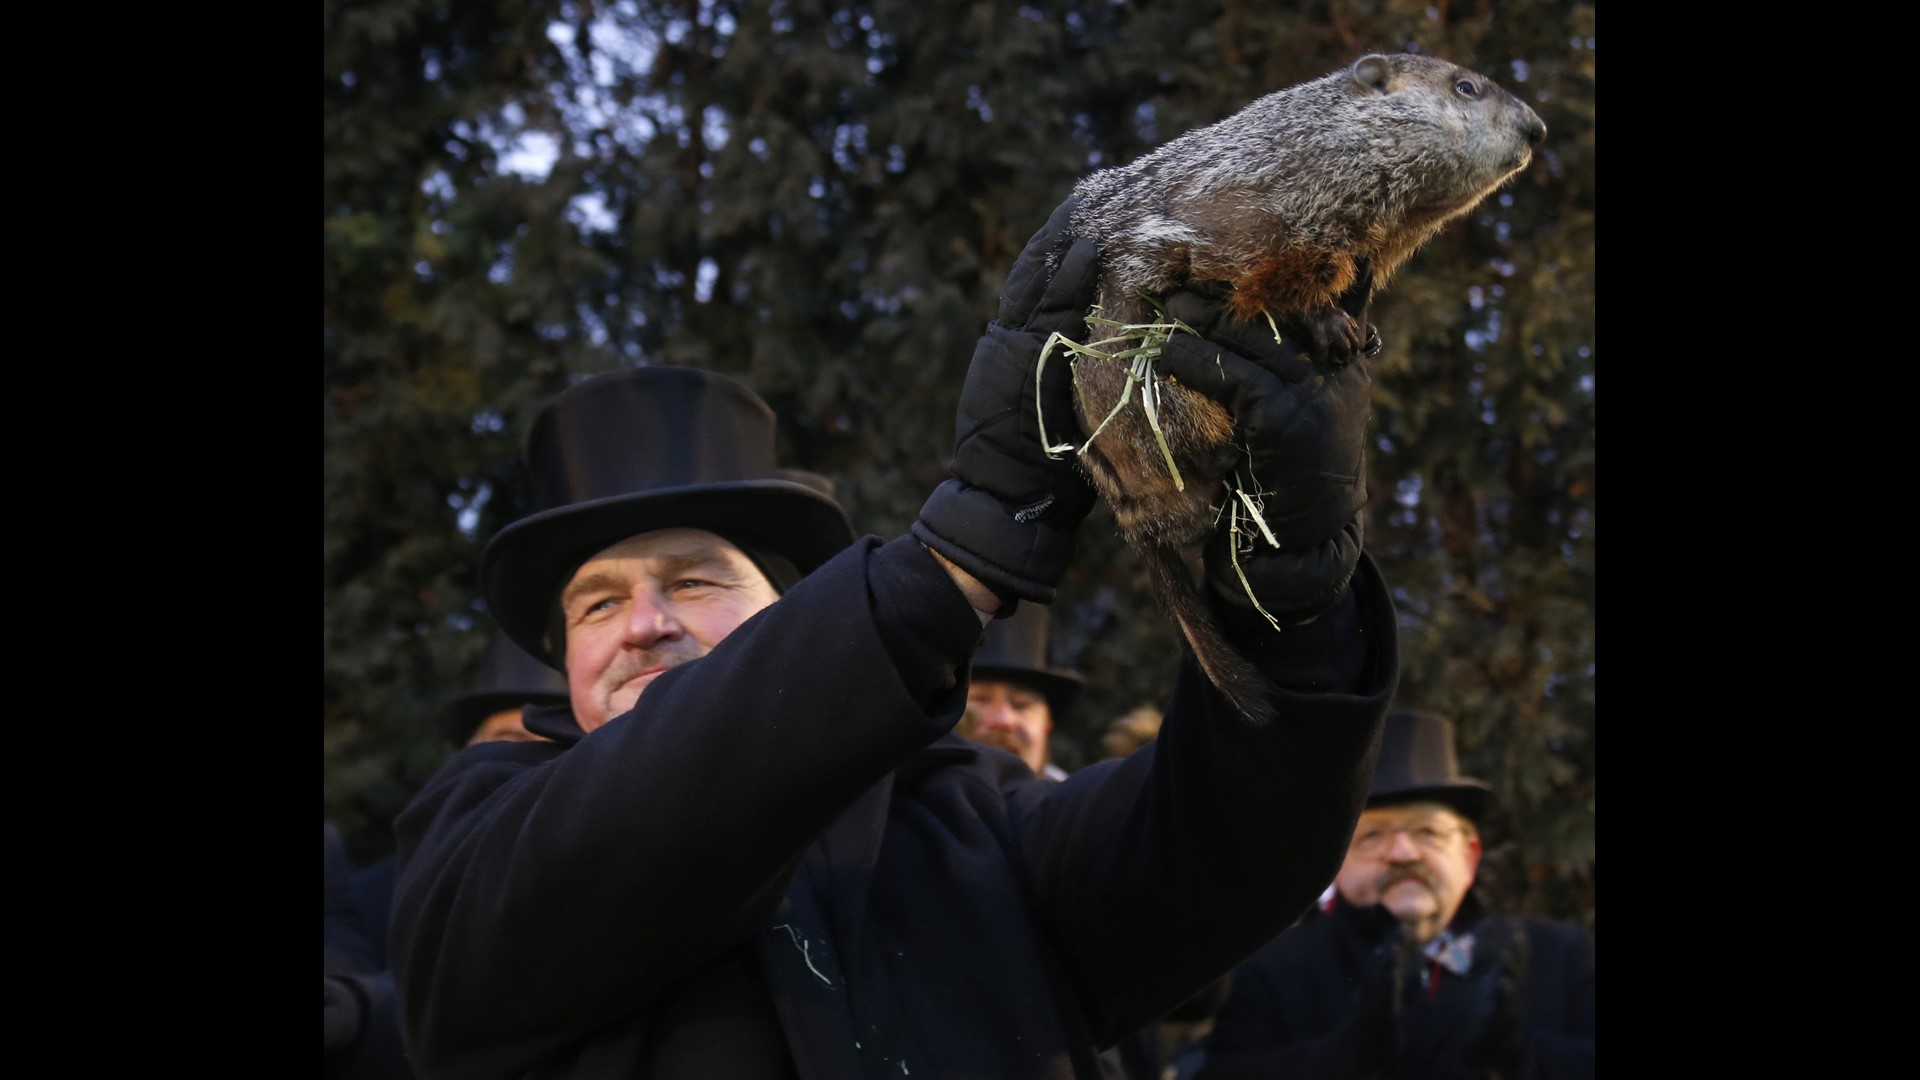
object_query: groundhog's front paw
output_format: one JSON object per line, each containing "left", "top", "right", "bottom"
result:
{"left": 1298, "top": 306, "right": 1366, "bottom": 364}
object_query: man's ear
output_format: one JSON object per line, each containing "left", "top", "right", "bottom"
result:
{"left": 1466, "top": 833, "right": 1483, "bottom": 875}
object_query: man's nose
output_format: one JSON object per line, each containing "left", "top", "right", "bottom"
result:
{"left": 976, "top": 704, "right": 1017, "bottom": 731}
{"left": 623, "top": 590, "right": 684, "bottom": 646}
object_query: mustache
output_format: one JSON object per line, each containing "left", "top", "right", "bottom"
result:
{"left": 972, "top": 729, "right": 1032, "bottom": 752}
{"left": 603, "top": 644, "right": 706, "bottom": 687}
{"left": 1377, "top": 866, "right": 1436, "bottom": 895}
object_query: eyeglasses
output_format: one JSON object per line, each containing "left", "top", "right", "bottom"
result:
{"left": 1348, "top": 822, "right": 1467, "bottom": 858}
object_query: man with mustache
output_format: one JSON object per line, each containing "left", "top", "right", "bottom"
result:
{"left": 956, "top": 603, "right": 1083, "bottom": 781}
{"left": 1196, "top": 709, "right": 1596, "bottom": 1079}
{"left": 436, "top": 631, "right": 571, "bottom": 748}
{"left": 387, "top": 200, "right": 1402, "bottom": 1079}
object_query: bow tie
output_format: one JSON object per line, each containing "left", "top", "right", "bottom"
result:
{"left": 1422, "top": 929, "right": 1475, "bottom": 977}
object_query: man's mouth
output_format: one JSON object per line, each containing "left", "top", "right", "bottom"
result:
{"left": 622, "top": 668, "right": 667, "bottom": 691}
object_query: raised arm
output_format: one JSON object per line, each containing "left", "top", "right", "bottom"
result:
{"left": 390, "top": 537, "right": 984, "bottom": 1075}
{"left": 1003, "top": 272, "right": 1399, "bottom": 1043}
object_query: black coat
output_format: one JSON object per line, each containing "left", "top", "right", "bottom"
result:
{"left": 391, "top": 536, "right": 1399, "bottom": 1079}
{"left": 1197, "top": 894, "right": 1594, "bottom": 1080}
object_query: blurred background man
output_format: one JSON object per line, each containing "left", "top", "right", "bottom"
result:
{"left": 1197, "top": 709, "right": 1595, "bottom": 1079}
{"left": 957, "top": 602, "right": 1084, "bottom": 780}
{"left": 436, "top": 631, "right": 570, "bottom": 747}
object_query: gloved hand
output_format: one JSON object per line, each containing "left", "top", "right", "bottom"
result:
{"left": 913, "top": 198, "right": 1102, "bottom": 608}
{"left": 324, "top": 974, "right": 366, "bottom": 1057}
{"left": 1152, "top": 269, "right": 1378, "bottom": 627}
{"left": 324, "top": 971, "right": 412, "bottom": 1080}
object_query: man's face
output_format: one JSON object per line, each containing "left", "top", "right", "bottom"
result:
{"left": 465, "top": 707, "right": 550, "bottom": 747}
{"left": 960, "top": 678, "right": 1053, "bottom": 776}
{"left": 1333, "top": 800, "right": 1481, "bottom": 944}
{"left": 560, "top": 528, "right": 780, "bottom": 732}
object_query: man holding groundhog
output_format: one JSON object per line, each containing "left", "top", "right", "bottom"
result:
{"left": 388, "top": 200, "right": 1400, "bottom": 1078}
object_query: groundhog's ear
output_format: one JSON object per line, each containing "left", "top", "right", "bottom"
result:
{"left": 1350, "top": 54, "right": 1392, "bottom": 93}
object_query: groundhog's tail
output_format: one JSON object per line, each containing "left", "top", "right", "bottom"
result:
{"left": 1143, "top": 543, "right": 1278, "bottom": 728}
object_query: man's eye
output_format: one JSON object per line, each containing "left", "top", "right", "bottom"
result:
{"left": 671, "top": 578, "right": 715, "bottom": 592}
{"left": 574, "top": 597, "right": 619, "bottom": 619}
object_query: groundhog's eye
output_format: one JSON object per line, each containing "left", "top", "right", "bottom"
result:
{"left": 1455, "top": 79, "right": 1480, "bottom": 99}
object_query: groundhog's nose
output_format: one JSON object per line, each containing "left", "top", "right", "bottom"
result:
{"left": 1525, "top": 115, "right": 1547, "bottom": 146}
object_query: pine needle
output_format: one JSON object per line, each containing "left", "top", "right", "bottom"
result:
{"left": 1229, "top": 499, "right": 1286, "bottom": 633}
{"left": 1234, "top": 486, "right": 1280, "bottom": 548}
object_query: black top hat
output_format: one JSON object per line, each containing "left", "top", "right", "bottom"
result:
{"left": 437, "top": 632, "right": 572, "bottom": 745}
{"left": 481, "top": 366, "right": 855, "bottom": 665}
{"left": 1367, "top": 709, "right": 1495, "bottom": 823}
{"left": 968, "top": 604, "right": 1084, "bottom": 721}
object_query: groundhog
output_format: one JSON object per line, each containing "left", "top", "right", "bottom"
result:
{"left": 1060, "top": 52, "right": 1546, "bottom": 726}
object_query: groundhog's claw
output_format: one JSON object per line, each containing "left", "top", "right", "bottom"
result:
{"left": 1298, "top": 306, "right": 1367, "bottom": 365}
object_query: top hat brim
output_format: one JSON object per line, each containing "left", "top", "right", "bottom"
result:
{"left": 969, "top": 664, "right": 1085, "bottom": 722}
{"left": 1368, "top": 779, "right": 1496, "bottom": 824}
{"left": 482, "top": 480, "right": 854, "bottom": 667}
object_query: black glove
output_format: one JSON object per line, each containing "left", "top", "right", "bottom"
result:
{"left": 324, "top": 971, "right": 413, "bottom": 1080}
{"left": 324, "top": 974, "right": 366, "bottom": 1057}
{"left": 913, "top": 198, "right": 1102, "bottom": 607}
{"left": 1152, "top": 271, "right": 1378, "bottom": 627}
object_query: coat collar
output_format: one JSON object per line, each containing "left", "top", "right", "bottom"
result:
{"left": 523, "top": 700, "right": 587, "bottom": 745}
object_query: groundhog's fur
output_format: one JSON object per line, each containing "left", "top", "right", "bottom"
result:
{"left": 1064, "top": 52, "right": 1546, "bottom": 725}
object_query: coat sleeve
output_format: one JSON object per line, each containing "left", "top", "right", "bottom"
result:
{"left": 1437, "top": 916, "right": 1596, "bottom": 1080}
{"left": 1006, "top": 553, "right": 1398, "bottom": 1046}
{"left": 1519, "top": 922, "right": 1595, "bottom": 1080}
{"left": 389, "top": 537, "right": 983, "bottom": 1077}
